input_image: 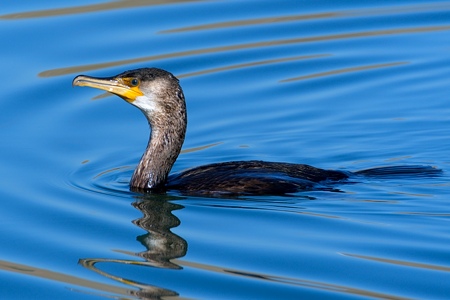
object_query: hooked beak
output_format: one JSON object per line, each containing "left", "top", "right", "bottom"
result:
{"left": 72, "top": 75, "right": 143, "bottom": 102}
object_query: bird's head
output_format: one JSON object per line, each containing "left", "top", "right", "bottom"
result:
{"left": 72, "top": 68, "right": 185, "bottom": 117}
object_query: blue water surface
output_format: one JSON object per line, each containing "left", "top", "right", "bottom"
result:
{"left": 1, "top": 0, "right": 450, "bottom": 299}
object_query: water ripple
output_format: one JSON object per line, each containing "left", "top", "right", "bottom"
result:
{"left": 67, "top": 158, "right": 134, "bottom": 198}
{"left": 178, "top": 54, "right": 330, "bottom": 79}
{"left": 281, "top": 61, "right": 408, "bottom": 82}
{"left": 160, "top": 3, "right": 450, "bottom": 33}
{"left": 0, "top": 0, "right": 203, "bottom": 19}
{"left": 66, "top": 143, "right": 221, "bottom": 197}
{"left": 39, "top": 25, "right": 450, "bottom": 78}
{"left": 343, "top": 253, "right": 450, "bottom": 272}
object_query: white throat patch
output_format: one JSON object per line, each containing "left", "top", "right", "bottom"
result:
{"left": 132, "top": 94, "right": 158, "bottom": 114}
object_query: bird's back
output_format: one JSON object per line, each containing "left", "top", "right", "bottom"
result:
{"left": 167, "top": 160, "right": 349, "bottom": 196}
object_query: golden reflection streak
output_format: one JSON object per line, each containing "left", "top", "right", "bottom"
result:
{"left": 79, "top": 257, "right": 409, "bottom": 299}
{"left": 161, "top": 13, "right": 338, "bottom": 33}
{"left": 297, "top": 211, "right": 341, "bottom": 219}
{"left": 89, "top": 54, "right": 329, "bottom": 99}
{"left": 39, "top": 25, "right": 450, "bottom": 78}
{"left": 161, "top": 3, "right": 450, "bottom": 34}
{"left": 91, "top": 92, "right": 112, "bottom": 100}
{"left": 177, "top": 54, "right": 330, "bottom": 78}
{"left": 0, "top": 0, "right": 204, "bottom": 20}
{"left": 398, "top": 212, "right": 450, "bottom": 216}
{"left": 385, "top": 156, "right": 413, "bottom": 162}
{"left": 173, "top": 259, "right": 409, "bottom": 300}
{"left": 0, "top": 259, "right": 131, "bottom": 297}
{"left": 390, "top": 191, "right": 433, "bottom": 198}
{"left": 80, "top": 258, "right": 156, "bottom": 290}
{"left": 343, "top": 253, "right": 450, "bottom": 272}
{"left": 180, "top": 142, "right": 221, "bottom": 154}
{"left": 281, "top": 62, "right": 408, "bottom": 82}
{"left": 93, "top": 165, "right": 131, "bottom": 179}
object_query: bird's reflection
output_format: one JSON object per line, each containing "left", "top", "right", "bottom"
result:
{"left": 132, "top": 196, "right": 187, "bottom": 269}
{"left": 79, "top": 194, "right": 187, "bottom": 299}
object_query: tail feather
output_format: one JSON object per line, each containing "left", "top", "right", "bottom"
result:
{"left": 354, "top": 165, "right": 442, "bottom": 178}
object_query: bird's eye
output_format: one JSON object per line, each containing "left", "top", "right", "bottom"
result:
{"left": 130, "top": 78, "right": 139, "bottom": 86}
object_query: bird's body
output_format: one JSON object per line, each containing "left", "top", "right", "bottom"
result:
{"left": 73, "top": 68, "right": 440, "bottom": 196}
{"left": 167, "top": 160, "right": 350, "bottom": 196}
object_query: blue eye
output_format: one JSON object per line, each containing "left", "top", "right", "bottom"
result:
{"left": 131, "top": 78, "right": 139, "bottom": 86}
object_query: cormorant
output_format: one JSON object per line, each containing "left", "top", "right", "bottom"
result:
{"left": 73, "top": 68, "right": 439, "bottom": 196}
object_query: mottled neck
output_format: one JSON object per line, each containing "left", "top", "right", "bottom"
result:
{"left": 130, "top": 108, "right": 186, "bottom": 191}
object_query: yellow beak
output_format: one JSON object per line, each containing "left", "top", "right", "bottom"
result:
{"left": 72, "top": 75, "right": 143, "bottom": 102}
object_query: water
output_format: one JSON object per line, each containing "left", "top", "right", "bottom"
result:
{"left": 1, "top": 1, "right": 450, "bottom": 299}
